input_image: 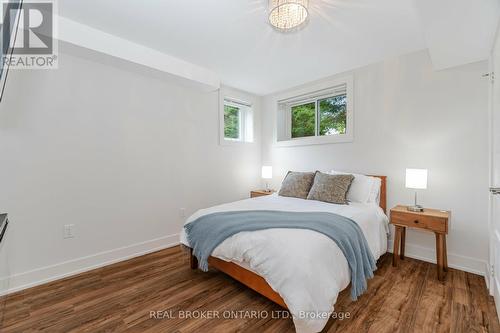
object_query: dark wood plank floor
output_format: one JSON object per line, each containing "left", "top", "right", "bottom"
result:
{"left": 0, "top": 246, "right": 498, "bottom": 332}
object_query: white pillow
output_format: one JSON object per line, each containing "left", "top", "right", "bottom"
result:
{"left": 369, "top": 177, "right": 382, "bottom": 204}
{"left": 330, "top": 170, "right": 381, "bottom": 204}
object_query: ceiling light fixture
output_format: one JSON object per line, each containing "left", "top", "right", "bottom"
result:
{"left": 268, "top": 0, "right": 309, "bottom": 32}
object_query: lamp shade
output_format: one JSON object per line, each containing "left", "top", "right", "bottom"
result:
{"left": 405, "top": 169, "right": 427, "bottom": 189}
{"left": 261, "top": 166, "right": 273, "bottom": 179}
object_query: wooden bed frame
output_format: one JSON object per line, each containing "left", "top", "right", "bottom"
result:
{"left": 189, "top": 175, "right": 387, "bottom": 309}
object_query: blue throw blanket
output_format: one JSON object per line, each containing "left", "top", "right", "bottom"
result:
{"left": 184, "top": 210, "right": 377, "bottom": 300}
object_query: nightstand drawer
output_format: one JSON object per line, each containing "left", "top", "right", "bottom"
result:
{"left": 250, "top": 190, "right": 274, "bottom": 198}
{"left": 391, "top": 211, "right": 447, "bottom": 233}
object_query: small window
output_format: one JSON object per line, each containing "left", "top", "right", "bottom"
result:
{"left": 221, "top": 98, "right": 253, "bottom": 143}
{"left": 224, "top": 104, "right": 241, "bottom": 140}
{"left": 276, "top": 77, "right": 353, "bottom": 146}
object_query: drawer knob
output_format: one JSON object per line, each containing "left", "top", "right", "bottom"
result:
{"left": 414, "top": 220, "right": 419, "bottom": 224}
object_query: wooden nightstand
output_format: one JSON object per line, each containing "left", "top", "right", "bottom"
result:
{"left": 390, "top": 205, "right": 450, "bottom": 281}
{"left": 250, "top": 190, "right": 275, "bottom": 198}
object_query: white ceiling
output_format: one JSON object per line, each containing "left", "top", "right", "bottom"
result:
{"left": 59, "top": 0, "right": 498, "bottom": 95}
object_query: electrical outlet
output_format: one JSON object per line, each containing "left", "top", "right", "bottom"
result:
{"left": 63, "top": 224, "right": 75, "bottom": 239}
{"left": 179, "top": 208, "right": 186, "bottom": 218}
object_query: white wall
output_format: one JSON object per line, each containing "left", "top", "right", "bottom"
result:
{"left": 261, "top": 50, "right": 490, "bottom": 274}
{"left": 0, "top": 46, "right": 490, "bottom": 293}
{"left": 0, "top": 45, "right": 261, "bottom": 292}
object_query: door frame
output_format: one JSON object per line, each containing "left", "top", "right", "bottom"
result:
{"left": 488, "top": 20, "right": 500, "bottom": 319}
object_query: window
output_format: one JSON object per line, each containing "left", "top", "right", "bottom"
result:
{"left": 221, "top": 97, "right": 253, "bottom": 144}
{"left": 224, "top": 104, "right": 241, "bottom": 140}
{"left": 289, "top": 92, "right": 347, "bottom": 139}
{"left": 291, "top": 102, "right": 315, "bottom": 138}
{"left": 318, "top": 95, "right": 347, "bottom": 136}
{"left": 276, "top": 77, "right": 353, "bottom": 146}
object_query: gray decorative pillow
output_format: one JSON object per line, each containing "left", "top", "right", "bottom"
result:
{"left": 307, "top": 171, "right": 354, "bottom": 204}
{"left": 278, "top": 171, "right": 315, "bottom": 199}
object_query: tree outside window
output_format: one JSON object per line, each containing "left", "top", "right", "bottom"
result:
{"left": 290, "top": 94, "right": 346, "bottom": 138}
{"left": 224, "top": 105, "right": 240, "bottom": 139}
{"left": 319, "top": 95, "right": 346, "bottom": 135}
{"left": 291, "top": 102, "right": 315, "bottom": 138}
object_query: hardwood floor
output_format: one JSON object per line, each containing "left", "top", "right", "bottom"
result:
{"left": 0, "top": 246, "right": 498, "bottom": 332}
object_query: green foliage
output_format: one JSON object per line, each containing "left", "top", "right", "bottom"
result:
{"left": 291, "top": 102, "right": 315, "bottom": 138}
{"left": 224, "top": 105, "right": 240, "bottom": 139}
{"left": 291, "top": 95, "right": 346, "bottom": 138}
{"left": 319, "top": 95, "right": 346, "bottom": 135}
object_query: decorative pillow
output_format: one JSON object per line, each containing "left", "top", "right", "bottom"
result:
{"left": 307, "top": 171, "right": 354, "bottom": 204}
{"left": 278, "top": 171, "right": 315, "bottom": 199}
{"left": 330, "top": 170, "right": 380, "bottom": 204}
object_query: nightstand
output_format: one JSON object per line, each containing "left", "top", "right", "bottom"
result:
{"left": 250, "top": 190, "right": 275, "bottom": 198}
{"left": 390, "top": 205, "right": 450, "bottom": 281}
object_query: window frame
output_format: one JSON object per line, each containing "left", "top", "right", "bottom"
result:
{"left": 275, "top": 76, "right": 354, "bottom": 147}
{"left": 219, "top": 94, "right": 254, "bottom": 145}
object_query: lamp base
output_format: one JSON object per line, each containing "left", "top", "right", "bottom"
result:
{"left": 407, "top": 205, "right": 424, "bottom": 212}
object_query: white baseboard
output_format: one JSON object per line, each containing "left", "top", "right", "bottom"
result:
{"left": 486, "top": 263, "right": 492, "bottom": 294}
{"left": 387, "top": 239, "right": 487, "bottom": 276}
{"left": 0, "top": 233, "right": 180, "bottom": 296}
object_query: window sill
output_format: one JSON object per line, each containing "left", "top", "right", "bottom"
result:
{"left": 274, "top": 133, "right": 353, "bottom": 147}
{"left": 219, "top": 139, "right": 255, "bottom": 146}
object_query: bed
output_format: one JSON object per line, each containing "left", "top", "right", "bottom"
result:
{"left": 180, "top": 175, "right": 388, "bottom": 333}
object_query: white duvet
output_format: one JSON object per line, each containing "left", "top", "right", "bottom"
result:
{"left": 180, "top": 194, "right": 388, "bottom": 333}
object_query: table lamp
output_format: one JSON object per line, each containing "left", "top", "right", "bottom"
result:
{"left": 405, "top": 168, "right": 427, "bottom": 212}
{"left": 262, "top": 166, "right": 272, "bottom": 192}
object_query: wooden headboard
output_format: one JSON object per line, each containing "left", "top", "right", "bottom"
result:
{"left": 369, "top": 175, "right": 387, "bottom": 213}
